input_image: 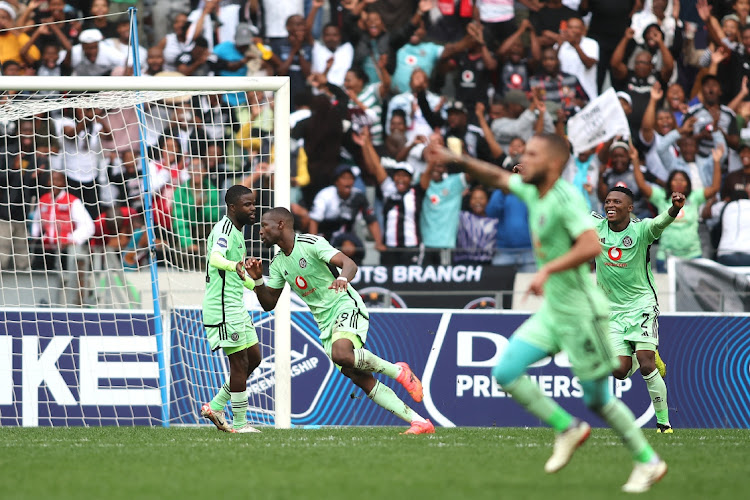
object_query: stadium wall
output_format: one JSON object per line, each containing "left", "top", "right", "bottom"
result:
{"left": 2, "top": 310, "right": 747, "bottom": 428}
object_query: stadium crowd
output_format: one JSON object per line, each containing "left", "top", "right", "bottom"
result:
{"left": 2, "top": 0, "right": 750, "bottom": 295}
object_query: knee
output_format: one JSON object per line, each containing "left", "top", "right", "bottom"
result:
{"left": 492, "top": 362, "right": 521, "bottom": 387}
{"left": 637, "top": 355, "right": 656, "bottom": 376}
{"left": 330, "top": 342, "right": 354, "bottom": 368}
{"left": 612, "top": 368, "right": 629, "bottom": 380}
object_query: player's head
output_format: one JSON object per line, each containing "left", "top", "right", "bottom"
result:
{"left": 520, "top": 133, "right": 570, "bottom": 185}
{"left": 225, "top": 185, "right": 256, "bottom": 226}
{"left": 259, "top": 207, "right": 294, "bottom": 247}
{"left": 605, "top": 186, "right": 634, "bottom": 224}
{"left": 666, "top": 169, "right": 691, "bottom": 198}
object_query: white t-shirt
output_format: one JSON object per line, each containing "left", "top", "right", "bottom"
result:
{"left": 67, "top": 42, "right": 125, "bottom": 72}
{"left": 311, "top": 41, "right": 354, "bottom": 87}
{"left": 261, "top": 0, "right": 304, "bottom": 38}
{"left": 558, "top": 37, "right": 599, "bottom": 101}
{"left": 476, "top": 0, "right": 514, "bottom": 23}
{"left": 52, "top": 117, "right": 104, "bottom": 183}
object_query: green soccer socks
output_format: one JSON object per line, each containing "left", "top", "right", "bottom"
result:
{"left": 231, "top": 391, "right": 248, "bottom": 429}
{"left": 643, "top": 369, "right": 670, "bottom": 426}
{"left": 210, "top": 382, "right": 231, "bottom": 412}
{"left": 367, "top": 381, "right": 426, "bottom": 423}
{"left": 502, "top": 376, "right": 574, "bottom": 433}
{"left": 600, "top": 399, "right": 657, "bottom": 464}
{"left": 353, "top": 348, "right": 401, "bottom": 378}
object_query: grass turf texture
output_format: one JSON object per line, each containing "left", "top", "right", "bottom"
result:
{"left": 1, "top": 427, "right": 747, "bottom": 499}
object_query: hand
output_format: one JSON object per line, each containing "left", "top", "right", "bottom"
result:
{"left": 712, "top": 144, "right": 725, "bottom": 163}
{"left": 671, "top": 192, "right": 686, "bottom": 210}
{"left": 742, "top": 76, "right": 749, "bottom": 96}
{"left": 628, "top": 140, "right": 639, "bottom": 165}
{"left": 520, "top": 18, "right": 533, "bottom": 32}
{"left": 308, "top": 72, "right": 327, "bottom": 88}
{"left": 235, "top": 261, "right": 246, "bottom": 280}
{"left": 527, "top": 0, "right": 542, "bottom": 12}
{"left": 313, "top": 0, "right": 325, "bottom": 8}
{"left": 624, "top": 27, "right": 635, "bottom": 40}
{"left": 525, "top": 267, "right": 549, "bottom": 297}
{"left": 418, "top": 0, "right": 434, "bottom": 14}
{"left": 673, "top": 0, "right": 680, "bottom": 20}
{"left": 711, "top": 47, "right": 729, "bottom": 65}
{"left": 650, "top": 81, "right": 663, "bottom": 101}
{"left": 424, "top": 143, "right": 460, "bottom": 165}
{"left": 325, "top": 56, "right": 334, "bottom": 72}
{"left": 328, "top": 277, "right": 349, "bottom": 292}
{"left": 412, "top": 135, "right": 428, "bottom": 145}
{"left": 377, "top": 53, "right": 388, "bottom": 70}
{"left": 375, "top": 242, "right": 387, "bottom": 252}
{"left": 243, "top": 257, "right": 263, "bottom": 279}
{"left": 352, "top": 126, "right": 370, "bottom": 146}
{"left": 475, "top": 101, "right": 486, "bottom": 119}
{"left": 679, "top": 116, "right": 697, "bottom": 135}
{"left": 696, "top": 0, "right": 711, "bottom": 23}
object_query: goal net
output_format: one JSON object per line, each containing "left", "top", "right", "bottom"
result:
{"left": 0, "top": 76, "right": 291, "bottom": 428}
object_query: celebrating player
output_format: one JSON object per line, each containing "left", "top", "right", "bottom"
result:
{"left": 426, "top": 134, "right": 667, "bottom": 493}
{"left": 245, "top": 207, "right": 434, "bottom": 435}
{"left": 593, "top": 186, "right": 684, "bottom": 434}
{"left": 200, "top": 185, "right": 263, "bottom": 433}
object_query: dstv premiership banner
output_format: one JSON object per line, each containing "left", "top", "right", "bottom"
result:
{"left": 2, "top": 310, "right": 748, "bottom": 428}
{"left": 349, "top": 264, "right": 517, "bottom": 309}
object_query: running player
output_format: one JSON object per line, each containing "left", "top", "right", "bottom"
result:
{"left": 426, "top": 133, "right": 667, "bottom": 493}
{"left": 593, "top": 185, "right": 684, "bottom": 433}
{"left": 245, "top": 207, "right": 434, "bottom": 435}
{"left": 200, "top": 185, "right": 263, "bottom": 433}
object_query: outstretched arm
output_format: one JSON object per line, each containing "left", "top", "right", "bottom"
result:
{"left": 526, "top": 229, "right": 600, "bottom": 296}
{"left": 425, "top": 144, "right": 511, "bottom": 191}
{"left": 244, "top": 258, "right": 284, "bottom": 310}
{"left": 649, "top": 192, "right": 686, "bottom": 240}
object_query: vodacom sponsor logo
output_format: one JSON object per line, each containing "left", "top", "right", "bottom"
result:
{"left": 295, "top": 276, "right": 308, "bottom": 289}
{"left": 608, "top": 247, "right": 623, "bottom": 261}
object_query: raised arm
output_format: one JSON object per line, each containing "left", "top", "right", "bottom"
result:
{"left": 640, "top": 82, "right": 663, "bottom": 144}
{"left": 610, "top": 28, "right": 634, "bottom": 82}
{"left": 425, "top": 143, "right": 511, "bottom": 192}
{"left": 355, "top": 127, "right": 388, "bottom": 185}
{"left": 705, "top": 145, "right": 724, "bottom": 199}
{"left": 629, "top": 144, "right": 653, "bottom": 199}
{"left": 475, "top": 102, "right": 504, "bottom": 158}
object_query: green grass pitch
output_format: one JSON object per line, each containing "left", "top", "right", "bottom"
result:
{"left": 1, "top": 427, "right": 747, "bottom": 499}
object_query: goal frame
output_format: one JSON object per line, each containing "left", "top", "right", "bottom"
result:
{"left": 0, "top": 75, "right": 292, "bottom": 429}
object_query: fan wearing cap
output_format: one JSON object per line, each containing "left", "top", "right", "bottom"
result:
{"left": 0, "top": 1, "right": 40, "bottom": 66}
{"left": 489, "top": 89, "right": 554, "bottom": 153}
{"left": 357, "top": 128, "right": 423, "bottom": 266}
{"left": 64, "top": 28, "right": 123, "bottom": 76}
{"left": 308, "top": 164, "right": 386, "bottom": 254}
{"left": 597, "top": 141, "right": 651, "bottom": 219}
{"left": 443, "top": 101, "right": 500, "bottom": 164}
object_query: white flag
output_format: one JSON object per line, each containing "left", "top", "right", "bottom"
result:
{"left": 567, "top": 88, "right": 631, "bottom": 155}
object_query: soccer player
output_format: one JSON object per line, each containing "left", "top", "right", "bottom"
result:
{"left": 199, "top": 185, "right": 263, "bottom": 433}
{"left": 593, "top": 185, "right": 684, "bottom": 433}
{"left": 245, "top": 207, "right": 434, "bottom": 435}
{"left": 426, "top": 134, "right": 667, "bottom": 493}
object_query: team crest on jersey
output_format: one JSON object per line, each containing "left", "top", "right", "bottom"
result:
{"left": 622, "top": 236, "right": 633, "bottom": 248}
{"left": 299, "top": 258, "right": 307, "bottom": 268}
{"left": 295, "top": 276, "right": 308, "bottom": 289}
{"left": 608, "top": 247, "right": 623, "bottom": 261}
{"left": 231, "top": 332, "right": 239, "bottom": 342}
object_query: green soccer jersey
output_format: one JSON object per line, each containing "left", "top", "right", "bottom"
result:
{"left": 508, "top": 174, "right": 603, "bottom": 313}
{"left": 202, "top": 216, "right": 248, "bottom": 326}
{"left": 592, "top": 213, "right": 662, "bottom": 314}
{"left": 649, "top": 185, "right": 705, "bottom": 260}
{"left": 267, "top": 234, "right": 368, "bottom": 337}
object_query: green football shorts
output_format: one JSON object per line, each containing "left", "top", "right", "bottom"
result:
{"left": 205, "top": 315, "right": 258, "bottom": 354}
{"left": 609, "top": 306, "right": 659, "bottom": 357}
{"left": 321, "top": 309, "right": 369, "bottom": 370}
{"left": 514, "top": 301, "right": 617, "bottom": 381}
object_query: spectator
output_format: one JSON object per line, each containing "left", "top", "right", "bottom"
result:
{"left": 391, "top": 15, "right": 447, "bottom": 94}
{"left": 441, "top": 22, "right": 498, "bottom": 114}
{"left": 454, "top": 185, "right": 498, "bottom": 265}
{"left": 19, "top": 0, "right": 80, "bottom": 49}
{"left": 185, "top": 0, "right": 221, "bottom": 52}
{"left": 311, "top": 20, "right": 354, "bottom": 87}
{"left": 474, "top": 0, "right": 517, "bottom": 52}
{"left": 65, "top": 28, "right": 123, "bottom": 76}
{"left": 558, "top": 17, "right": 599, "bottom": 102}
{"left": 709, "top": 197, "right": 750, "bottom": 266}
{"left": 177, "top": 36, "right": 218, "bottom": 76}
{"left": 685, "top": 74, "right": 740, "bottom": 171}
{"left": 52, "top": 106, "right": 111, "bottom": 218}
{"left": 149, "top": 134, "right": 188, "bottom": 231}
{"left": 597, "top": 141, "right": 651, "bottom": 219}
{"left": 485, "top": 164, "right": 536, "bottom": 272}
{"left": 386, "top": 67, "right": 444, "bottom": 138}
{"left": 631, "top": 0, "right": 681, "bottom": 50}
{"left": 665, "top": 82, "right": 688, "bottom": 126}
{"left": 308, "top": 164, "right": 385, "bottom": 253}
{"left": 563, "top": 147, "right": 601, "bottom": 211}
{"left": 81, "top": 0, "right": 118, "bottom": 39}
{"left": 720, "top": 143, "right": 750, "bottom": 200}
{"left": 109, "top": 149, "right": 144, "bottom": 213}
{"left": 344, "top": 66, "right": 389, "bottom": 149}
{"left": 0, "top": 1, "right": 40, "bottom": 67}
{"left": 419, "top": 137, "right": 468, "bottom": 266}
{"left": 443, "top": 101, "right": 500, "bottom": 163}
{"left": 529, "top": 0, "right": 577, "bottom": 48}
{"left": 496, "top": 19, "right": 541, "bottom": 96}
{"left": 638, "top": 81, "right": 678, "bottom": 183}
{"left": 21, "top": 23, "right": 70, "bottom": 72}
{"left": 632, "top": 144, "right": 723, "bottom": 272}
{"left": 261, "top": 0, "right": 305, "bottom": 54}
{"left": 172, "top": 157, "right": 222, "bottom": 254}
{"left": 268, "top": 14, "right": 313, "bottom": 110}
{"left": 656, "top": 116, "right": 727, "bottom": 191}
{"left": 156, "top": 12, "right": 195, "bottom": 72}
{"left": 0, "top": 151, "right": 39, "bottom": 271}
{"left": 330, "top": 231, "right": 366, "bottom": 266}
{"left": 31, "top": 169, "right": 95, "bottom": 305}
{"left": 103, "top": 18, "right": 146, "bottom": 73}
{"left": 490, "top": 90, "right": 553, "bottom": 152}
{"left": 529, "top": 47, "right": 589, "bottom": 114}
{"left": 611, "top": 29, "right": 672, "bottom": 136}
{"left": 580, "top": 0, "right": 640, "bottom": 92}
{"left": 144, "top": 46, "right": 165, "bottom": 76}
{"left": 358, "top": 128, "right": 423, "bottom": 266}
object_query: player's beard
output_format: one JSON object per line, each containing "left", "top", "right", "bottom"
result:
{"left": 526, "top": 170, "right": 547, "bottom": 186}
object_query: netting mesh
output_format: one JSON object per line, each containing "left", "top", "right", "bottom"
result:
{"left": 0, "top": 83, "right": 281, "bottom": 427}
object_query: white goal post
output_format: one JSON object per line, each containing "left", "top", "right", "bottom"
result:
{"left": 0, "top": 76, "right": 291, "bottom": 428}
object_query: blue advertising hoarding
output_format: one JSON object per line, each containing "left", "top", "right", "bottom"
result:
{"left": 2, "top": 309, "right": 748, "bottom": 428}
